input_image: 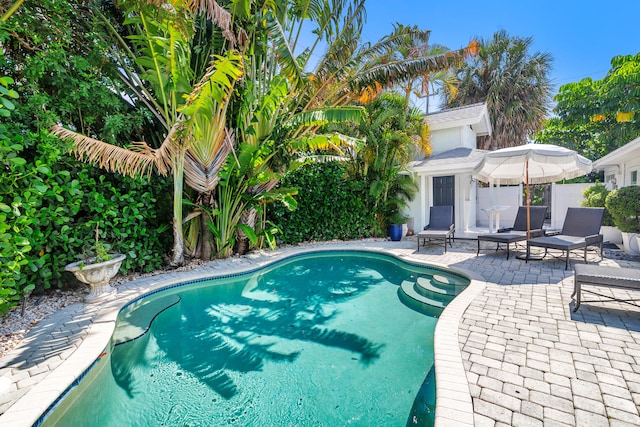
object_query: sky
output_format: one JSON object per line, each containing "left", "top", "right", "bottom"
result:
{"left": 360, "top": 0, "right": 640, "bottom": 111}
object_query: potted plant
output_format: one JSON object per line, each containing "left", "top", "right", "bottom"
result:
{"left": 65, "top": 225, "right": 126, "bottom": 302}
{"left": 582, "top": 184, "right": 621, "bottom": 244}
{"left": 388, "top": 213, "right": 409, "bottom": 241}
{"left": 605, "top": 186, "right": 640, "bottom": 255}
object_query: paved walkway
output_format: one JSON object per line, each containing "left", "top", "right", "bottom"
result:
{"left": 0, "top": 238, "right": 639, "bottom": 426}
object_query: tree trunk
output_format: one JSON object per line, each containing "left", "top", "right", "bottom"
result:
{"left": 235, "top": 208, "right": 257, "bottom": 255}
{"left": 170, "top": 149, "right": 186, "bottom": 266}
{"left": 200, "top": 204, "right": 214, "bottom": 261}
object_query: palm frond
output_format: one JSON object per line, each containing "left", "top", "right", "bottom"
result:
{"left": 179, "top": 53, "right": 243, "bottom": 192}
{"left": 295, "top": 154, "right": 349, "bottom": 163}
{"left": 265, "top": 12, "right": 306, "bottom": 88}
{"left": 141, "top": 0, "right": 237, "bottom": 46}
{"left": 286, "top": 106, "right": 365, "bottom": 129}
{"left": 351, "top": 49, "right": 467, "bottom": 92}
{"left": 51, "top": 125, "right": 169, "bottom": 178}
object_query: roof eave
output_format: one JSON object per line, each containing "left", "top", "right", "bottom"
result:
{"left": 409, "top": 162, "right": 481, "bottom": 174}
{"left": 593, "top": 136, "right": 640, "bottom": 170}
{"left": 427, "top": 103, "right": 492, "bottom": 136}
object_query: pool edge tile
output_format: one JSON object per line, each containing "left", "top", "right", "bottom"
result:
{"left": 434, "top": 275, "right": 486, "bottom": 427}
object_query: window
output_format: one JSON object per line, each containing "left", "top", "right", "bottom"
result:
{"left": 632, "top": 170, "right": 638, "bottom": 186}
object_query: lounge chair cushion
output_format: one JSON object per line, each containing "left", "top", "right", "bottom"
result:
{"left": 477, "top": 206, "right": 547, "bottom": 259}
{"left": 526, "top": 207, "right": 604, "bottom": 270}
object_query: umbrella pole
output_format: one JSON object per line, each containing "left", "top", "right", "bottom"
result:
{"left": 518, "top": 160, "right": 538, "bottom": 261}
{"left": 526, "top": 160, "right": 531, "bottom": 240}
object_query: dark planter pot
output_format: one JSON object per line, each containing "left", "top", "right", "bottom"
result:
{"left": 389, "top": 224, "right": 403, "bottom": 241}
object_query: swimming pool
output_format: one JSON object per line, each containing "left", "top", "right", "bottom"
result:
{"left": 42, "top": 251, "right": 469, "bottom": 426}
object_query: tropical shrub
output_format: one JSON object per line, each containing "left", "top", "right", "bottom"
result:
{"left": 267, "top": 162, "right": 374, "bottom": 244}
{"left": 344, "top": 93, "right": 420, "bottom": 235}
{"left": 605, "top": 186, "right": 640, "bottom": 233}
{"left": 0, "top": 125, "right": 172, "bottom": 315}
{"left": 582, "top": 184, "right": 614, "bottom": 226}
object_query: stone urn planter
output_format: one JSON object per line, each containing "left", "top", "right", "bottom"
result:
{"left": 65, "top": 254, "right": 126, "bottom": 303}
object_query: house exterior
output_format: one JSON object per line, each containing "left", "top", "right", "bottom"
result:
{"left": 406, "top": 103, "right": 492, "bottom": 237}
{"left": 593, "top": 136, "right": 640, "bottom": 189}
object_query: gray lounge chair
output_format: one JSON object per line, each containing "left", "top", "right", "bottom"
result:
{"left": 526, "top": 207, "right": 604, "bottom": 270}
{"left": 476, "top": 206, "right": 548, "bottom": 260}
{"left": 417, "top": 206, "right": 455, "bottom": 253}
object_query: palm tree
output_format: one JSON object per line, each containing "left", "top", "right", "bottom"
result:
{"left": 52, "top": 0, "right": 479, "bottom": 262}
{"left": 345, "top": 92, "right": 420, "bottom": 234}
{"left": 221, "top": 1, "right": 477, "bottom": 254}
{"left": 371, "top": 24, "right": 459, "bottom": 113}
{"left": 51, "top": 1, "right": 363, "bottom": 262}
{"left": 443, "top": 30, "right": 553, "bottom": 150}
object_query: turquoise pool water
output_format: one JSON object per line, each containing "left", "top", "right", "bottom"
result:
{"left": 42, "top": 251, "right": 468, "bottom": 426}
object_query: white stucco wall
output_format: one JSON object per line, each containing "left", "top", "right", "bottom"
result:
{"left": 430, "top": 128, "right": 461, "bottom": 154}
{"left": 405, "top": 174, "right": 424, "bottom": 234}
{"left": 594, "top": 138, "right": 640, "bottom": 188}
{"left": 460, "top": 125, "right": 476, "bottom": 150}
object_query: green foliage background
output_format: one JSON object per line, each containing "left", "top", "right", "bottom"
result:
{"left": 581, "top": 184, "right": 614, "bottom": 226}
{"left": 0, "top": 1, "right": 171, "bottom": 315}
{"left": 535, "top": 53, "right": 640, "bottom": 160}
{"left": 605, "top": 186, "right": 640, "bottom": 233}
{"left": 267, "top": 162, "right": 375, "bottom": 244}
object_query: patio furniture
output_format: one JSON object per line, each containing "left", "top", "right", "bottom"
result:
{"left": 417, "top": 206, "right": 455, "bottom": 253}
{"left": 572, "top": 264, "right": 640, "bottom": 312}
{"left": 477, "top": 206, "right": 547, "bottom": 260}
{"left": 526, "top": 207, "right": 604, "bottom": 270}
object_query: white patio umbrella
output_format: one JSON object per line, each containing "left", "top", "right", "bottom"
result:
{"left": 473, "top": 143, "right": 592, "bottom": 238}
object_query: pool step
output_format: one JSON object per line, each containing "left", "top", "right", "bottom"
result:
{"left": 432, "top": 274, "right": 466, "bottom": 287}
{"left": 113, "top": 294, "right": 181, "bottom": 345}
{"left": 415, "top": 277, "right": 457, "bottom": 297}
{"left": 400, "top": 280, "right": 446, "bottom": 309}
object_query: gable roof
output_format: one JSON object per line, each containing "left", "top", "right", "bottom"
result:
{"left": 426, "top": 102, "right": 492, "bottom": 136}
{"left": 409, "top": 147, "right": 488, "bottom": 174}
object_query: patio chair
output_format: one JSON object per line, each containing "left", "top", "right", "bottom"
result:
{"left": 526, "top": 207, "right": 604, "bottom": 270}
{"left": 417, "top": 206, "right": 455, "bottom": 253}
{"left": 476, "top": 206, "right": 548, "bottom": 260}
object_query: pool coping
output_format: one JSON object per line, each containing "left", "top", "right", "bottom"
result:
{"left": 0, "top": 242, "right": 482, "bottom": 426}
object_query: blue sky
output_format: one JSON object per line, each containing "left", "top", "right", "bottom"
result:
{"left": 361, "top": 0, "right": 639, "bottom": 109}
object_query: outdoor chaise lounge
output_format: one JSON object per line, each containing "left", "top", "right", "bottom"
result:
{"left": 572, "top": 264, "right": 640, "bottom": 312}
{"left": 417, "top": 206, "right": 455, "bottom": 253}
{"left": 476, "top": 206, "right": 548, "bottom": 260}
{"left": 526, "top": 207, "right": 604, "bottom": 270}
